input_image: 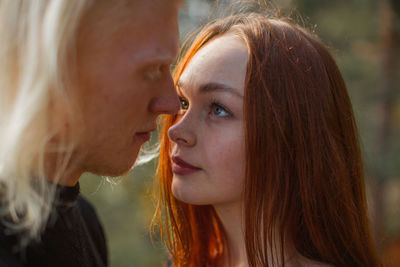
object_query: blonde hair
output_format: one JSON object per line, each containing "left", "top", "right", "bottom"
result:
{"left": 0, "top": 0, "right": 93, "bottom": 246}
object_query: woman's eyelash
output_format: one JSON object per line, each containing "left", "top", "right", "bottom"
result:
{"left": 209, "top": 100, "right": 232, "bottom": 118}
{"left": 179, "top": 97, "right": 189, "bottom": 110}
{"left": 178, "top": 96, "right": 233, "bottom": 118}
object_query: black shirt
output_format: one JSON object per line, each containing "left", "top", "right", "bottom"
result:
{"left": 0, "top": 183, "right": 108, "bottom": 267}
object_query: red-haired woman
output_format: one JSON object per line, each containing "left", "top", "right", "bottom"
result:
{"left": 154, "top": 13, "right": 382, "bottom": 267}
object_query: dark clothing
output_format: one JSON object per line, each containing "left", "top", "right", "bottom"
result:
{"left": 0, "top": 183, "right": 108, "bottom": 267}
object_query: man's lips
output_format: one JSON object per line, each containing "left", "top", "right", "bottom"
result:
{"left": 171, "top": 155, "right": 202, "bottom": 175}
{"left": 135, "top": 128, "right": 156, "bottom": 142}
{"left": 135, "top": 132, "right": 151, "bottom": 142}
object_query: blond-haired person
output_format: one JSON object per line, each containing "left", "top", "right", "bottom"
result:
{"left": 0, "top": 0, "right": 180, "bottom": 266}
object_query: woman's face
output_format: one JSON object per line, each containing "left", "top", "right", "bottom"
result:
{"left": 168, "top": 34, "right": 249, "bottom": 206}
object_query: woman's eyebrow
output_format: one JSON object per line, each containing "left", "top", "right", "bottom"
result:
{"left": 176, "top": 80, "right": 243, "bottom": 98}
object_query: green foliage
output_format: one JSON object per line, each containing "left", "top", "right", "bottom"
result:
{"left": 80, "top": 158, "right": 166, "bottom": 267}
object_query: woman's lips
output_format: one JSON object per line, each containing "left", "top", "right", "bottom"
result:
{"left": 171, "top": 155, "right": 202, "bottom": 175}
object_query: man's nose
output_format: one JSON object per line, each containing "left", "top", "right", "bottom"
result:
{"left": 150, "top": 77, "right": 180, "bottom": 115}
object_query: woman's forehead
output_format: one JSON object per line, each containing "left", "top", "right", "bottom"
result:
{"left": 179, "top": 34, "right": 248, "bottom": 94}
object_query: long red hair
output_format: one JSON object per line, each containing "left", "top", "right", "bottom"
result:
{"left": 153, "top": 13, "right": 381, "bottom": 267}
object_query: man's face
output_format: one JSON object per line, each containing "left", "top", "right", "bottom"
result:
{"left": 71, "top": 0, "right": 180, "bottom": 176}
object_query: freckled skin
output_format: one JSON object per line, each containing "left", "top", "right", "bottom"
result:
{"left": 69, "top": 0, "right": 180, "bottom": 177}
{"left": 168, "top": 34, "right": 249, "bottom": 206}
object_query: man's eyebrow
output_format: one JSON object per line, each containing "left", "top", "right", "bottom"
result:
{"left": 176, "top": 81, "right": 243, "bottom": 98}
{"left": 135, "top": 50, "right": 177, "bottom": 68}
{"left": 139, "top": 56, "right": 174, "bottom": 67}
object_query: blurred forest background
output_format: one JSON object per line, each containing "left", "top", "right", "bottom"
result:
{"left": 80, "top": 0, "right": 400, "bottom": 266}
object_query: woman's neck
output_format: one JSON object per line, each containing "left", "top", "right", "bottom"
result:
{"left": 213, "top": 201, "right": 249, "bottom": 267}
{"left": 213, "top": 201, "right": 322, "bottom": 267}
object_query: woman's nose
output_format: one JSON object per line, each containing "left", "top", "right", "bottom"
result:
{"left": 168, "top": 118, "right": 196, "bottom": 147}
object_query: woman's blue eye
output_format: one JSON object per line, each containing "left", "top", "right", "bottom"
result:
{"left": 211, "top": 103, "right": 230, "bottom": 117}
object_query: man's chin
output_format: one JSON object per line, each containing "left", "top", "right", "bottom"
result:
{"left": 89, "top": 151, "right": 141, "bottom": 177}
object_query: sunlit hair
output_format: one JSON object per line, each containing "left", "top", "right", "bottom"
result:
{"left": 154, "top": 13, "right": 382, "bottom": 267}
{"left": 0, "top": 0, "right": 94, "bottom": 247}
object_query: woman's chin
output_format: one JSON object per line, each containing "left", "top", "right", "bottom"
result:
{"left": 171, "top": 182, "right": 209, "bottom": 206}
